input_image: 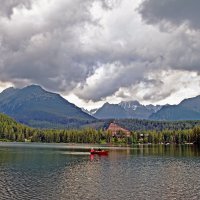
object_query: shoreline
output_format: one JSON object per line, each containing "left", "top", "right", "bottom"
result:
{"left": 0, "top": 141, "right": 195, "bottom": 148}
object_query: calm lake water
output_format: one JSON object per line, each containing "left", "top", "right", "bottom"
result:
{"left": 1, "top": 143, "right": 200, "bottom": 200}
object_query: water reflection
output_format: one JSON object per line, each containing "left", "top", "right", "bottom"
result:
{"left": 0, "top": 143, "right": 200, "bottom": 199}
{"left": 130, "top": 144, "right": 200, "bottom": 157}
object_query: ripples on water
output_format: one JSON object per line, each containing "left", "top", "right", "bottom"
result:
{"left": 0, "top": 143, "right": 200, "bottom": 200}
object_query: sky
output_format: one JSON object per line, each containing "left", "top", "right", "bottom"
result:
{"left": 0, "top": 0, "right": 200, "bottom": 110}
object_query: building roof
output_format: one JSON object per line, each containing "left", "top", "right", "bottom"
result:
{"left": 107, "top": 123, "right": 130, "bottom": 137}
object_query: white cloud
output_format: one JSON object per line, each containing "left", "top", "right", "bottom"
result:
{"left": 0, "top": 81, "right": 14, "bottom": 92}
{"left": 113, "top": 70, "right": 200, "bottom": 105}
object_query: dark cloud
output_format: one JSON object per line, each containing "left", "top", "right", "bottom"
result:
{"left": 139, "top": 0, "right": 200, "bottom": 30}
{"left": 0, "top": 0, "right": 150, "bottom": 100}
{"left": 0, "top": 0, "right": 101, "bottom": 92}
{"left": 0, "top": 0, "right": 127, "bottom": 96}
{"left": 1, "top": 0, "right": 200, "bottom": 106}
{"left": 138, "top": 0, "right": 200, "bottom": 75}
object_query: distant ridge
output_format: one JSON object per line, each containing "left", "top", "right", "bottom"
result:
{"left": 92, "top": 101, "right": 162, "bottom": 119}
{"left": 0, "top": 85, "right": 95, "bottom": 128}
{"left": 150, "top": 95, "right": 200, "bottom": 121}
{"left": 91, "top": 95, "right": 200, "bottom": 121}
{"left": 94, "top": 102, "right": 128, "bottom": 119}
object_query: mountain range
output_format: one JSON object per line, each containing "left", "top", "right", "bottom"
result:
{"left": 92, "top": 101, "right": 162, "bottom": 119}
{"left": 0, "top": 85, "right": 94, "bottom": 128}
{"left": 1, "top": 84, "right": 200, "bottom": 130}
{"left": 89, "top": 96, "right": 200, "bottom": 121}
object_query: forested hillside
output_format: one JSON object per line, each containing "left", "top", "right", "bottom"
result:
{"left": 1, "top": 113, "right": 200, "bottom": 145}
{"left": 0, "top": 113, "right": 32, "bottom": 142}
{"left": 114, "top": 119, "right": 200, "bottom": 131}
{"left": 0, "top": 113, "right": 109, "bottom": 143}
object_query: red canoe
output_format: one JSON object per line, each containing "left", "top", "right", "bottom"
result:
{"left": 90, "top": 150, "right": 109, "bottom": 156}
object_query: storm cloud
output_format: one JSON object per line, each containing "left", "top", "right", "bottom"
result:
{"left": 0, "top": 0, "right": 100, "bottom": 90}
{"left": 0, "top": 0, "right": 200, "bottom": 108}
{"left": 139, "top": 0, "right": 200, "bottom": 30}
{"left": 139, "top": 0, "right": 200, "bottom": 72}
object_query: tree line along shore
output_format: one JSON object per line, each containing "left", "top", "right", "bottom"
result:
{"left": 1, "top": 113, "right": 200, "bottom": 145}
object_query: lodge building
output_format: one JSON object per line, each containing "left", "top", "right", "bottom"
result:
{"left": 107, "top": 123, "right": 131, "bottom": 137}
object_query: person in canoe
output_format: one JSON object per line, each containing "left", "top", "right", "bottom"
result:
{"left": 90, "top": 148, "right": 108, "bottom": 155}
{"left": 90, "top": 148, "right": 95, "bottom": 153}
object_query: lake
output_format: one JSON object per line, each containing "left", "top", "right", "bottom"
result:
{"left": 0, "top": 143, "right": 200, "bottom": 200}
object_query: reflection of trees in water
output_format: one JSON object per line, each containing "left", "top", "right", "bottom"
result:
{"left": 127, "top": 144, "right": 200, "bottom": 157}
